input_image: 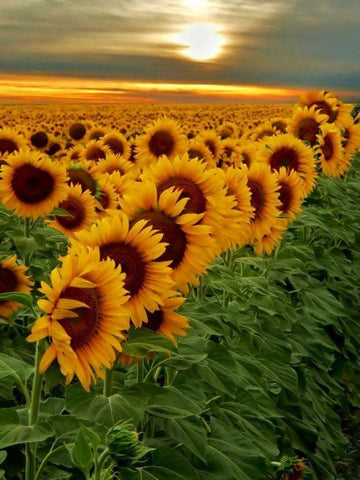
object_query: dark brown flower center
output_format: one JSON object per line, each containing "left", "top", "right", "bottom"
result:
{"left": 297, "top": 118, "right": 319, "bottom": 146}
{"left": 132, "top": 210, "right": 186, "bottom": 268}
{"left": 204, "top": 139, "right": 216, "bottom": 157}
{"left": 149, "top": 130, "right": 175, "bottom": 158}
{"left": 11, "top": 164, "right": 55, "bottom": 204}
{"left": 188, "top": 148, "right": 203, "bottom": 160}
{"left": 100, "top": 242, "right": 145, "bottom": 296}
{"left": 104, "top": 137, "right": 124, "bottom": 155}
{"left": 242, "top": 152, "right": 251, "bottom": 167}
{"left": 157, "top": 176, "right": 206, "bottom": 215}
{"left": 278, "top": 181, "right": 293, "bottom": 214}
{"left": 312, "top": 101, "right": 337, "bottom": 122}
{"left": 248, "top": 180, "right": 265, "bottom": 217}
{"left": 322, "top": 135, "right": 334, "bottom": 161}
{"left": 0, "top": 267, "right": 18, "bottom": 294}
{"left": 89, "top": 130, "right": 105, "bottom": 141}
{"left": 58, "top": 286, "right": 98, "bottom": 350}
{"left": 46, "top": 143, "right": 61, "bottom": 156}
{"left": 0, "top": 138, "right": 18, "bottom": 155}
{"left": 256, "top": 129, "right": 275, "bottom": 140}
{"left": 56, "top": 197, "right": 85, "bottom": 229}
{"left": 30, "top": 132, "right": 48, "bottom": 149}
{"left": 272, "top": 120, "right": 287, "bottom": 133}
{"left": 69, "top": 123, "right": 86, "bottom": 141}
{"left": 143, "top": 309, "right": 163, "bottom": 331}
{"left": 129, "top": 144, "right": 137, "bottom": 163}
{"left": 98, "top": 190, "right": 109, "bottom": 209}
{"left": 270, "top": 147, "right": 299, "bottom": 171}
{"left": 85, "top": 145, "right": 106, "bottom": 162}
{"left": 68, "top": 168, "right": 96, "bottom": 195}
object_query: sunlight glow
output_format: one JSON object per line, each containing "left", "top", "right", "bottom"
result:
{"left": 175, "top": 23, "right": 223, "bottom": 62}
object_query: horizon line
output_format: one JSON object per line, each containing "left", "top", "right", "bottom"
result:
{"left": 0, "top": 73, "right": 359, "bottom": 104}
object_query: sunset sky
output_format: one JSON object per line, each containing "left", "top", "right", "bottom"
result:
{"left": 0, "top": 0, "right": 359, "bottom": 103}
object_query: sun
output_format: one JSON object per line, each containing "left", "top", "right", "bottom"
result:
{"left": 175, "top": 23, "right": 223, "bottom": 62}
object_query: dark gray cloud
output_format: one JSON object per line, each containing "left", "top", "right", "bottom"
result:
{"left": 0, "top": 0, "right": 359, "bottom": 91}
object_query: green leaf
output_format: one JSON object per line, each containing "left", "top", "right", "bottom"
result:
{"left": 0, "top": 452, "right": 7, "bottom": 465}
{"left": 80, "top": 424, "right": 101, "bottom": 450}
{"left": 156, "top": 416, "right": 207, "bottom": 462}
{"left": 71, "top": 430, "right": 93, "bottom": 472}
{"left": 123, "top": 328, "right": 177, "bottom": 356}
{"left": 0, "top": 353, "right": 33, "bottom": 395}
{"left": 0, "top": 410, "right": 53, "bottom": 449}
{"left": 0, "top": 292, "right": 33, "bottom": 309}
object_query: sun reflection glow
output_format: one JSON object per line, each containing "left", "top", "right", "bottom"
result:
{"left": 175, "top": 23, "right": 223, "bottom": 62}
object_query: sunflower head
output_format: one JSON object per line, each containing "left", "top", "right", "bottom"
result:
{"left": 0, "top": 255, "right": 32, "bottom": 320}
{"left": 0, "top": 149, "right": 68, "bottom": 219}
{"left": 27, "top": 246, "right": 130, "bottom": 391}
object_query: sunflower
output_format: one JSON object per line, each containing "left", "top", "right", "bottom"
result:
{"left": 219, "top": 121, "right": 239, "bottom": 139}
{"left": 197, "top": 130, "right": 223, "bottom": 164}
{"left": 102, "top": 131, "right": 130, "bottom": 159}
{"left": 94, "top": 154, "right": 135, "bottom": 177}
{"left": 251, "top": 122, "right": 277, "bottom": 142}
{"left": 29, "top": 131, "right": 49, "bottom": 151}
{"left": 142, "top": 296, "right": 189, "bottom": 344}
{"left": 253, "top": 218, "right": 288, "bottom": 256}
{"left": 26, "top": 246, "right": 130, "bottom": 391}
{"left": 0, "top": 255, "right": 32, "bottom": 320}
{"left": 120, "top": 182, "right": 216, "bottom": 293}
{"left": 243, "top": 163, "right": 281, "bottom": 242}
{"left": 0, "top": 149, "right": 68, "bottom": 219}
{"left": 270, "top": 117, "right": 289, "bottom": 134}
{"left": 47, "top": 184, "right": 97, "bottom": 237}
{"left": 68, "top": 122, "right": 87, "bottom": 142}
{"left": 82, "top": 140, "right": 111, "bottom": 162}
{"left": 316, "top": 124, "right": 348, "bottom": 177}
{"left": 74, "top": 212, "right": 175, "bottom": 327}
{"left": 288, "top": 106, "right": 328, "bottom": 147}
{"left": 342, "top": 123, "right": 360, "bottom": 161}
{"left": 218, "top": 139, "right": 242, "bottom": 169}
{"left": 257, "top": 133, "right": 317, "bottom": 196}
{"left": 187, "top": 139, "right": 213, "bottom": 167}
{"left": 221, "top": 167, "right": 254, "bottom": 248}
{"left": 0, "top": 128, "right": 26, "bottom": 157}
{"left": 136, "top": 118, "right": 187, "bottom": 166}
{"left": 236, "top": 143, "right": 257, "bottom": 169}
{"left": 297, "top": 90, "right": 339, "bottom": 122}
{"left": 106, "top": 171, "right": 135, "bottom": 201}
{"left": 46, "top": 135, "right": 64, "bottom": 157}
{"left": 297, "top": 90, "right": 353, "bottom": 130}
{"left": 96, "top": 175, "right": 119, "bottom": 216}
{"left": 273, "top": 167, "right": 303, "bottom": 220}
{"left": 66, "top": 159, "right": 100, "bottom": 197}
{"left": 142, "top": 154, "right": 239, "bottom": 254}
{"left": 85, "top": 127, "right": 106, "bottom": 142}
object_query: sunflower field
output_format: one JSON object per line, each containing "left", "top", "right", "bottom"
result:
{"left": 0, "top": 91, "right": 359, "bottom": 480}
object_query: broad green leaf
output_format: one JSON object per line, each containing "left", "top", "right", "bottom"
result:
{"left": 0, "top": 353, "right": 33, "bottom": 395}
{"left": 123, "top": 328, "right": 177, "bottom": 356}
{"left": 156, "top": 416, "right": 207, "bottom": 462}
{"left": 0, "top": 422, "right": 54, "bottom": 449}
{"left": 71, "top": 430, "right": 93, "bottom": 472}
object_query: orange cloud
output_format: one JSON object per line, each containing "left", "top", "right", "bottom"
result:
{"left": 0, "top": 74, "right": 358, "bottom": 104}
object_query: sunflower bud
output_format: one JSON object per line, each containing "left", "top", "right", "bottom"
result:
{"left": 106, "top": 422, "right": 149, "bottom": 467}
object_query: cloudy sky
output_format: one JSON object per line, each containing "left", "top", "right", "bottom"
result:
{"left": 0, "top": 0, "right": 359, "bottom": 102}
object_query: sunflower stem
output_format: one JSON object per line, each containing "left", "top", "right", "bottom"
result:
{"left": 137, "top": 359, "right": 144, "bottom": 383}
{"left": 103, "top": 367, "right": 114, "bottom": 397}
{"left": 24, "top": 217, "right": 32, "bottom": 237}
{"left": 25, "top": 341, "right": 43, "bottom": 480}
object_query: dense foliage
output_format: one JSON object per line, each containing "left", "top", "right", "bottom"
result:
{"left": 0, "top": 151, "right": 359, "bottom": 479}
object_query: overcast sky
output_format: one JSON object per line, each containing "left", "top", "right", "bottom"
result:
{"left": 0, "top": 0, "right": 359, "bottom": 102}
